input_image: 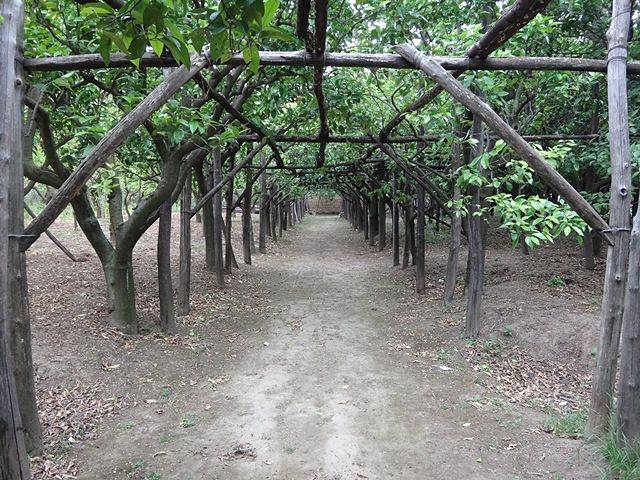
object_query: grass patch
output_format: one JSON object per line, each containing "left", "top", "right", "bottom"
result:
{"left": 543, "top": 409, "right": 586, "bottom": 439}
{"left": 180, "top": 412, "right": 197, "bottom": 428}
{"left": 600, "top": 430, "right": 640, "bottom": 480}
{"left": 547, "top": 275, "right": 566, "bottom": 287}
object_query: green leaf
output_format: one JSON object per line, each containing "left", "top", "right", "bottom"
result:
{"left": 80, "top": 2, "right": 115, "bottom": 16}
{"left": 103, "top": 32, "right": 128, "bottom": 55}
{"left": 190, "top": 28, "right": 207, "bottom": 53}
{"left": 262, "top": 0, "right": 279, "bottom": 26}
{"left": 143, "top": 3, "right": 163, "bottom": 30}
{"left": 98, "top": 35, "right": 112, "bottom": 66}
{"left": 150, "top": 38, "right": 164, "bottom": 57}
{"left": 243, "top": 43, "right": 260, "bottom": 73}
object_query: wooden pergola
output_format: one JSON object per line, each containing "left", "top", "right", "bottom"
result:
{"left": 0, "top": 0, "right": 635, "bottom": 476}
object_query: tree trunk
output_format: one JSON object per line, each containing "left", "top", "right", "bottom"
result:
{"left": 108, "top": 177, "right": 124, "bottom": 246}
{"left": 368, "top": 196, "right": 377, "bottom": 247}
{"left": 588, "top": 0, "right": 633, "bottom": 435}
{"left": 177, "top": 172, "right": 191, "bottom": 316}
{"left": 157, "top": 198, "right": 175, "bottom": 334}
{"left": 444, "top": 130, "right": 464, "bottom": 305}
{"left": 259, "top": 161, "right": 268, "bottom": 252}
{"left": 363, "top": 201, "right": 369, "bottom": 240}
{"left": 212, "top": 148, "right": 225, "bottom": 288}
{"left": 106, "top": 253, "right": 137, "bottom": 334}
{"left": 392, "top": 176, "right": 400, "bottom": 266}
{"left": 378, "top": 193, "right": 386, "bottom": 251}
{"left": 195, "top": 164, "right": 215, "bottom": 270}
{"left": 224, "top": 163, "right": 235, "bottom": 274}
{"left": 415, "top": 183, "right": 426, "bottom": 293}
{"left": 242, "top": 161, "right": 253, "bottom": 265}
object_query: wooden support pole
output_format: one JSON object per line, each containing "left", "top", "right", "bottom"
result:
{"left": 465, "top": 110, "right": 486, "bottom": 338}
{"left": 415, "top": 182, "right": 426, "bottom": 294}
{"left": 394, "top": 43, "right": 611, "bottom": 238}
{"left": 444, "top": 128, "right": 464, "bottom": 305}
{"left": 0, "top": 0, "right": 31, "bottom": 475}
{"left": 392, "top": 174, "right": 400, "bottom": 266}
{"left": 177, "top": 171, "right": 192, "bottom": 316}
{"left": 242, "top": 154, "right": 254, "bottom": 265}
{"left": 590, "top": 0, "right": 634, "bottom": 436}
{"left": 259, "top": 156, "right": 268, "bottom": 252}
{"left": 157, "top": 196, "right": 175, "bottom": 333}
{"left": 212, "top": 148, "right": 225, "bottom": 288}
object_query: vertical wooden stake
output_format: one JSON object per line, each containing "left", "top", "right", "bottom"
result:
{"left": 0, "top": 0, "right": 31, "bottom": 475}
{"left": 212, "top": 148, "right": 225, "bottom": 288}
{"left": 177, "top": 171, "right": 192, "bottom": 316}
{"left": 392, "top": 174, "right": 400, "bottom": 266}
{"left": 415, "top": 182, "right": 426, "bottom": 294}
{"left": 590, "top": 0, "right": 634, "bottom": 435}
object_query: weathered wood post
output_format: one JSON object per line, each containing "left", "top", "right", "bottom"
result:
{"left": 392, "top": 173, "right": 400, "bottom": 266}
{"left": 157, "top": 195, "right": 175, "bottom": 333}
{"left": 465, "top": 110, "right": 486, "bottom": 338}
{"left": 242, "top": 156, "right": 253, "bottom": 265}
{"left": 0, "top": 0, "right": 31, "bottom": 475}
{"left": 597, "top": 0, "right": 635, "bottom": 437}
{"left": 212, "top": 148, "right": 225, "bottom": 288}
{"left": 259, "top": 156, "right": 268, "bottom": 252}
{"left": 416, "top": 182, "right": 426, "bottom": 293}
{"left": 444, "top": 128, "right": 464, "bottom": 305}
{"left": 177, "top": 172, "right": 192, "bottom": 316}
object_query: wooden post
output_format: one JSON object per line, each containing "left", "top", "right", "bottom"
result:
{"left": 465, "top": 110, "right": 486, "bottom": 338}
{"left": 224, "top": 159, "right": 235, "bottom": 274}
{"left": 259, "top": 157, "right": 268, "bottom": 252}
{"left": 242, "top": 154, "right": 253, "bottom": 265}
{"left": 444, "top": 128, "right": 464, "bottom": 305}
{"left": 177, "top": 172, "right": 191, "bottom": 316}
{"left": 402, "top": 180, "right": 412, "bottom": 270}
{"left": 212, "top": 148, "right": 225, "bottom": 288}
{"left": 591, "top": 0, "right": 634, "bottom": 435}
{"left": 415, "top": 182, "right": 426, "bottom": 293}
{"left": 368, "top": 194, "right": 377, "bottom": 247}
{"left": 157, "top": 197, "right": 175, "bottom": 333}
{"left": 378, "top": 192, "right": 386, "bottom": 251}
{"left": 392, "top": 174, "right": 400, "bottom": 266}
{"left": 0, "top": 0, "right": 31, "bottom": 475}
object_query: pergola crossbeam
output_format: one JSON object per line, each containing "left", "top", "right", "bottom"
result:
{"left": 23, "top": 51, "right": 640, "bottom": 74}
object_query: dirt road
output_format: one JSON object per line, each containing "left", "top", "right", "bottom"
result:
{"left": 71, "top": 215, "right": 592, "bottom": 479}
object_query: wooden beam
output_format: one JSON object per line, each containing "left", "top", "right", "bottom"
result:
{"left": 22, "top": 53, "right": 210, "bottom": 248}
{"left": 394, "top": 43, "right": 611, "bottom": 238}
{"left": 234, "top": 133, "right": 605, "bottom": 144}
{"left": 24, "top": 51, "right": 640, "bottom": 74}
{"left": 467, "top": 0, "right": 552, "bottom": 58}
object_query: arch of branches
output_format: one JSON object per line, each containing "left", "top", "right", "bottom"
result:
{"left": 0, "top": 0, "right": 638, "bottom": 476}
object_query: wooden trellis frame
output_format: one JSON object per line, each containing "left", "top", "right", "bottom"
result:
{"left": 1, "top": 0, "right": 636, "bottom": 473}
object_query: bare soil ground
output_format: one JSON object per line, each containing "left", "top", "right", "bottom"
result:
{"left": 27, "top": 213, "right": 604, "bottom": 479}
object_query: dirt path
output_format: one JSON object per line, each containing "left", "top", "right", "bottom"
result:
{"left": 70, "top": 215, "right": 592, "bottom": 479}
